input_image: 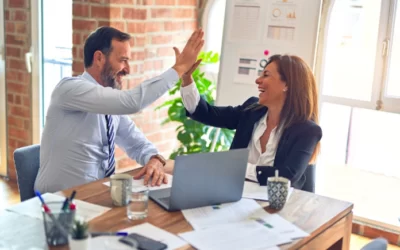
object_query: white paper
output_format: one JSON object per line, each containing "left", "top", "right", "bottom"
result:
{"left": 229, "top": 0, "right": 263, "bottom": 41}
{"left": 242, "top": 181, "right": 294, "bottom": 201}
{"left": 182, "top": 198, "right": 267, "bottom": 230}
{"left": 103, "top": 174, "right": 173, "bottom": 192}
{"left": 251, "top": 211, "right": 309, "bottom": 240}
{"left": 0, "top": 211, "right": 48, "bottom": 250}
{"left": 6, "top": 193, "right": 110, "bottom": 221}
{"left": 179, "top": 220, "right": 291, "bottom": 250}
{"left": 89, "top": 223, "right": 187, "bottom": 250}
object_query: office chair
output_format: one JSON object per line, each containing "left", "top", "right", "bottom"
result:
{"left": 13, "top": 144, "right": 40, "bottom": 201}
{"left": 361, "top": 238, "right": 388, "bottom": 250}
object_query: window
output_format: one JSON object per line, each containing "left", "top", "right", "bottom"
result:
{"left": 202, "top": 0, "right": 226, "bottom": 75}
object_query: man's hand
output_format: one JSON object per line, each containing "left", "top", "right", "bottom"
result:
{"left": 133, "top": 158, "right": 168, "bottom": 186}
{"left": 172, "top": 29, "right": 204, "bottom": 77}
{"left": 181, "top": 59, "right": 202, "bottom": 87}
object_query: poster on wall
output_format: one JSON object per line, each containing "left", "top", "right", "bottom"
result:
{"left": 228, "top": 0, "right": 263, "bottom": 42}
{"left": 264, "top": 0, "right": 302, "bottom": 43}
{"left": 217, "top": 0, "right": 321, "bottom": 106}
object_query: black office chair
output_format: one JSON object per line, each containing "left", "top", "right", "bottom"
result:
{"left": 302, "top": 164, "right": 316, "bottom": 193}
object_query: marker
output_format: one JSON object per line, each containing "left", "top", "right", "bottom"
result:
{"left": 91, "top": 232, "right": 128, "bottom": 237}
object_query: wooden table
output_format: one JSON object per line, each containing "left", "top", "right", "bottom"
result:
{"left": 53, "top": 167, "right": 353, "bottom": 250}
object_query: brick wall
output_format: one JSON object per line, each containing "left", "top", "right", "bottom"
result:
{"left": 72, "top": 0, "right": 199, "bottom": 171}
{"left": 5, "top": 0, "right": 32, "bottom": 180}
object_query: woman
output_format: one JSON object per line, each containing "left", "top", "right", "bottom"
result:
{"left": 180, "top": 54, "right": 322, "bottom": 192}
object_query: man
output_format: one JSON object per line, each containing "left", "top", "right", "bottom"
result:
{"left": 34, "top": 26, "right": 204, "bottom": 193}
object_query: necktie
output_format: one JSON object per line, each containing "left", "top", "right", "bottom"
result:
{"left": 105, "top": 114, "right": 115, "bottom": 177}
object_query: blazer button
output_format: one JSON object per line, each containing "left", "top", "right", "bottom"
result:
{"left": 258, "top": 171, "right": 262, "bottom": 175}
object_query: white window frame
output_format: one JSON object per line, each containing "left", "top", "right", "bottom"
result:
{"left": 30, "top": 0, "right": 43, "bottom": 144}
{"left": 0, "top": 0, "right": 7, "bottom": 177}
{"left": 380, "top": 0, "right": 400, "bottom": 113}
{"left": 316, "top": 0, "right": 398, "bottom": 114}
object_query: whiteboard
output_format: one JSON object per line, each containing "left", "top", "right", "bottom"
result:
{"left": 216, "top": 0, "right": 322, "bottom": 106}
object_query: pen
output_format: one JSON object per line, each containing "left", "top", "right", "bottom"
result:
{"left": 61, "top": 197, "right": 69, "bottom": 211}
{"left": 35, "top": 190, "right": 70, "bottom": 237}
{"left": 69, "top": 190, "right": 77, "bottom": 202}
{"left": 91, "top": 232, "right": 128, "bottom": 237}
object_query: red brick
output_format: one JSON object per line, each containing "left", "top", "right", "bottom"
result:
{"left": 7, "top": 94, "right": 13, "bottom": 103}
{"left": 7, "top": 82, "right": 27, "bottom": 94}
{"left": 154, "top": 0, "right": 175, "bottom": 5}
{"left": 123, "top": 8, "right": 146, "bottom": 20}
{"left": 131, "top": 51, "right": 146, "bottom": 61}
{"left": 5, "top": 10, "right": 9, "bottom": 20}
{"left": 144, "top": 61, "right": 153, "bottom": 71}
{"left": 164, "top": 21, "right": 182, "bottom": 31}
{"left": 73, "top": 3, "right": 90, "bottom": 17}
{"left": 6, "top": 35, "right": 24, "bottom": 46}
{"left": 73, "top": 19, "right": 97, "bottom": 31}
{"left": 5, "top": 70, "right": 18, "bottom": 82}
{"left": 145, "top": 22, "right": 163, "bottom": 32}
{"left": 7, "top": 115, "right": 24, "bottom": 128}
{"left": 13, "top": 10, "right": 28, "bottom": 22}
{"left": 127, "top": 22, "right": 146, "bottom": 34}
{"left": 15, "top": 23, "right": 27, "bottom": 34}
{"left": 8, "top": 127, "right": 29, "bottom": 141}
{"left": 183, "top": 20, "right": 197, "bottom": 30}
{"left": 178, "top": 0, "right": 196, "bottom": 5}
{"left": 151, "top": 8, "right": 171, "bottom": 18}
{"left": 5, "top": 22, "right": 14, "bottom": 33}
{"left": 73, "top": 33, "right": 81, "bottom": 45}
{"left": 135, "top": 37, "right": 146, "bottom": 47}
{"left": 10, "top": 106, "right": 30, "bottom": 119}
{"left": 91, "top": 6, "right": 110, "bottom": 19}
{"left": 72, "top": 61, "right": 84, "bottom": 74}
{"left": 154, "top": 60, "right": 163, "bottom": 70}
{"left": 6, "top": 46, "right": 21, "bottom": 58}
{"left": 173, "top": 8, "right": 195, "bottom": 18}
{"left": 111, "top": 0, "right": 134, "bottom": 4}
{"left": 24, "top": 120, "right": 30, "bottom": 130}
{"left": 8, "top": 59, "right": 25, "bottom": 70}
{"left": 157, "top": 47, "right": 174, "bottom": 56}
{"left": 23, "top": 96, "right": 29, "bottom": 106}
{"left": 8, "top": 0, "right": 27, "bottom": 8}
{"left": 151, "top": 35, "right": 172, "bottom": 44}
{"left": 15, "top": 95, "right": 21, "bottom": 105}
{"left": 110, "top": 8, "right": 123, "bottom": 19}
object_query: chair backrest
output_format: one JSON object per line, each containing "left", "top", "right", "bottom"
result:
{"left": 302, "top": 164, "right": 316, "bottom": 193}
{"left": 13, "top": 144, "right": 40, "bottom": 201}
{"left": 361, "top": 238, "right": 388, "bottom": 250}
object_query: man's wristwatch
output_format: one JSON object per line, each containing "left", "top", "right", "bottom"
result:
{"left": 150, "top": 154, "right": 166, "bottom": 167}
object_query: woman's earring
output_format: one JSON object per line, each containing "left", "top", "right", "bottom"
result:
{"left": 283, "top": 88, "right": 288, "bottom": 92}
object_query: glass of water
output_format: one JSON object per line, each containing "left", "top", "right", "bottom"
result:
{"left": 127, "top": 184, "right": 149, "bottom": 220}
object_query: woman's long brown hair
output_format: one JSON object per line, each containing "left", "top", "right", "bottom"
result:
{"left": 252, "top": 54, "right": 320, "bottom": 163}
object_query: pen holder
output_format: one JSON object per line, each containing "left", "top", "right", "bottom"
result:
{"left": 267, "top": 170, "right": 290, "bottom": 210}
{"left": 42, "top": 201, "right": 75, "bottom": 246}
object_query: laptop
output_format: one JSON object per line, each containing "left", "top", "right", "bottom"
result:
{"left": 149, "top": 148, "right": 249, "bottom": 211}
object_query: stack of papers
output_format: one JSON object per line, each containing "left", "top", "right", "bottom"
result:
{"left": 180, "top": 198, "right": 308, "bottom": 249}
{"left": 6, "top": 193, "right": 110, "bottom": 221}
{"left": 103, "top": 174, "right": 173, "bottom": 192}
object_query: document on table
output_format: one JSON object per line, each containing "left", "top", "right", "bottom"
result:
{"left": 90, "top": 223, "right": 187, "bottom": 250}
{"left": 242, "top": 181, "right": 294, "bottom": 201}
{"left": 251, "top": 210, "right": 309, "bottom": 240}
{"left": 6, "top": 193, "right": 110, "bottom": 221}
{"left": 103, "top": 174, "right": 173, "bottom": 192}
{"left": 181, "top": 198, "right": 268, "bottom": 230}
{"left": 0, "top": 211, "right": 48, "bottom": 250}
{"left": 179, "top": 220, "right": 291, "bottom": 250}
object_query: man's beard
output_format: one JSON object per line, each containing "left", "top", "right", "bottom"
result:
{"left": 100, "top": 60, "right": 123, "bottom": 90}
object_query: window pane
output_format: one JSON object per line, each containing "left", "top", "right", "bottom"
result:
{"left": 42, "top": 0, "right": 72, "bottom": 126}
{"left": 385, "top": 3, "right": 400, "bottom": 98}
{"left": 321, "top": 0, "right": 383, "bottom": 101}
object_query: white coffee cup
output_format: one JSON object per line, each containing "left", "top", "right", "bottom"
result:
{"left": 110, "top": 174, "right": 132, "bottom": 206}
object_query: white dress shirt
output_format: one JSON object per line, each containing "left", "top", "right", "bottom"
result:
{"left": 34, "top": 69, "right": 179, "bottom": 193}
{"left": 180, "top": 83, "right": 281, "bottom": 182}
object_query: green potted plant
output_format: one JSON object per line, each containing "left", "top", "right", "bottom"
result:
{"left": 156, "top": 51, "right": 235, "bottom": 159}
{"left": 69, "top": 219, "right": 90, "bottom": 250}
